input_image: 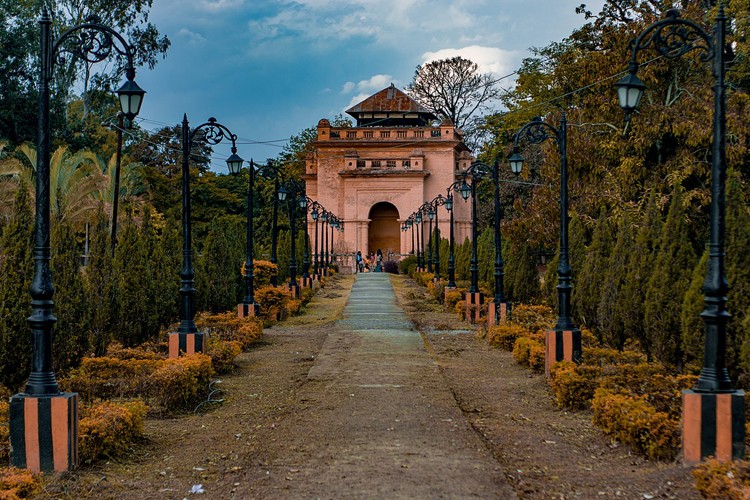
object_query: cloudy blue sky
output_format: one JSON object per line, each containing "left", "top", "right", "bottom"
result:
{"left": 135, "top": 0, "right": 605, "bottom": 168}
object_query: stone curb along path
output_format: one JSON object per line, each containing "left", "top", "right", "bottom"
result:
{"left": 277, "top": 272, "right": 515, "bottom": 498}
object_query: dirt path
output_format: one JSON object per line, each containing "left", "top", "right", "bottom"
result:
{"left": 43, "top": 273, "right": 698, "bottom": 499}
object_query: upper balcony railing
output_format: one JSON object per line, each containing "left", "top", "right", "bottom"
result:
{"left": 329, "top": 127, "right": 447, "bottom": 140}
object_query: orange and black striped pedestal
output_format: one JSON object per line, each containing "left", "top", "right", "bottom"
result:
{"left": 464, "top": 292, "right": 483, "bottom": 324}
{"left": 682, "top": 389, "right": 745, "bottom": 464}
{"left": 10, "top": 392, "right": 78, "bottom": 473}
{"left": 487, "top": 301, "right": 510, "bottom": 328}
{"left": 168, "top": 332, "right": 206, "bottom": 358}
{"left": 237, "top": 302, "right": 259, "bottom": 319}
{"left": 545, "top": 329, "right": 582, "bottom": 376}
{"left": 288, "top": 283, "right": 300, "bottom": 299}
{"left": 301, "top": 276, "right": 314, "bottom": 289}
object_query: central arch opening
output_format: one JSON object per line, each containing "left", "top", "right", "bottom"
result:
{"left": 368, "top": 202, "right": 400, "bottom": 257}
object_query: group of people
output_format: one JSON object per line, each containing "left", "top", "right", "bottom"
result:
{"left": 355, "top": 249, "right": 383, "bottom": 273}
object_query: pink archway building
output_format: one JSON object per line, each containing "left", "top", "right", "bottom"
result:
{"left": 304, "top": 84, "right": 473, "bottom": 267}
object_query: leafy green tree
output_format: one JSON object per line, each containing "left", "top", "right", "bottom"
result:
{"left": 454, "top": 237, "right": 471, "bottom": 281}
{"left": 476, "top": 226, "right": 493, "bottom": 290}
{"left": 51, "top": 218, "right": 90, "bottom": 372}
{"left": 151, "top": 218, "right": 181, "bottom": 329}
{"left": 0, "top": 183, "right": 34, "bottom": 390}
{"left": 644, "top": 187, "right": 696, "bottom": 370}
{"left": 598, "top": 214, "right": 635, "bottom": 350}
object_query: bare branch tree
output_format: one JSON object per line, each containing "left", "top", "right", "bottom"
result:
{"left": 405, "top": 56, "right": 502, "bottom": 135}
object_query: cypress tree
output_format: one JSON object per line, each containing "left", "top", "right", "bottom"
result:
{"left": 725, "top": 172, "right": 750, "bottom": 380}
{"left": 0, "top": 184, "right": 34, "bottom": 390}
{"left": 51, "top": 218, "right": 90, "bottom": 372}
{"left": 575, "top": 210, "right": 613, "bottom": 334}
{"left": 597, "top": 213, "right": 635, "bottom": 350}
{"left": 681, "top": 249, "right": 708, "bottom": 369}
{"left": 113, "top": 219, "right": 152, "bottom": 347}
{"left": 563, "top": 213, "right": 586, "bottom": 318}
{"left": 543, "top": 246, "right": 559, "bottom": 309}
{"left": 644, "top": 186, "right": 696, "bottom": 370}
{"left": 151, "top": 220, "right": 181, "bottom": 329}
{"left": 84, "top": 206, "right": 115, "bottom": 356}
{"left": 196, "top": 217, "right": 243, "bottom": 313}
{"left": 455, "top": 237, "right": 471, "bottom": 281}
{"left": 476, "top": 226, "right": 493, "bottom": 290}
{"left": 510, "top": 240, "right": 541, "bottom": 304}
{"left": 622, "top": 193, "right": 662, "bottom": 360}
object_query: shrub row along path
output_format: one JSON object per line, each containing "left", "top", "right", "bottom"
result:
{"left": 49, "top": 273, "right": 697, "bottom": 499}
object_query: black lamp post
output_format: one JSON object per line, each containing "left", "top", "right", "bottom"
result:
{"left": 415, "top": 210, "right": 424, "bottom": 270}
{"left": 422, "top": 202, "right": 435, "bottom": 273}
{"left": 300, "top": 196, "right": 311, "bottom": 284}
{"left": 511, "top": 114, "right": 580, "bottom": 365}
{"left": 458, "top": 171, "right": 480, "bottom": 294}
{"left": 310, "top": 201, "right": 322, "bottom": 278}
{"left": 11, "top": 9, "right": 146, "bottom": 473}
{"left": 278, "top": 179, "right": 305, "bottom": 295}
{"left": 408, "top": 217, "right": 415, "bottom": 255}
{"left": 615, "top": 4, "right": 743, "bottom": 463}
{"left": 428, "top": 195, "right": 448, "bottom": 281}
{"left": 233, "top": 159, "right": 259, "bottom": 317}
{"left": 256, "top": 161, "right": 282, "bottom": 286}
{"left": 445, "top": 183, "right": 461, "bottom": 289}
{"left": 179, "top": 116, "right": 243, "bottom": 336}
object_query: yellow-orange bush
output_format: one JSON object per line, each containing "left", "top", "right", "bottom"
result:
{"left": 413, "top": 272, "right": 434, "bottom": 287}
{"left": 254, "top": 285, "right": 290, "bottom": 322}
{"left": 196, "top": 312, "right": 263, "bottom": 350}
{"left": 548, "top": 361, "right": 602, "bottom": 409}
{"left": 592, "top": 387, "right": 679, "bottom": 461}
{"left": 510, "top": 304, "right": 555, "bottom": 332}
{"left": 0, "top": 467, "right": 42, "bottom": 499}
{"left": 511, "top": 336, "right": 545, "bottom": 373}
{"left": 247, "top": 260, "right": 277, "bottom": 287}
{"left": 79, "top": 400, "right": 148, "bottom": 463}
{"left": 105, "top": 344, "right": 164, "bottom": 360}
{"left": 0, "top": 402, "right": 8, "bottom": 464}
{"left": 487, "top": 324, "right": 531, "bottom": 350}
{"left": 444, "top": 289, "right": 464, "bottom": 311}
{"left": 206, "top": 337, "right": 242, "bottom": 374}
{"left": 60, "top": 357, "right": 160, "bottom": 401}
{"left": 582, "top": 347, "right": 646, "bottom": 366}
{"left": 147, "top": 354, "right": 214, "bottom": 412}
{"left": 286, "top": 298, "right": 302, "bottom": 316}
{"left": 692, "top": 459, "right": 750, "bottom": 499}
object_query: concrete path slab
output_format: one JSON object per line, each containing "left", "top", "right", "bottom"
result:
{"left": 289, "top": 272, "right": 515, "bottom": 498}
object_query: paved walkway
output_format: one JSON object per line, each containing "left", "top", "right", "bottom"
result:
{"left": 292, "top": 272, "right": 514, "bottom": 498}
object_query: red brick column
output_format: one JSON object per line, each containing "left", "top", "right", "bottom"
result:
{"left": 10, "top": 392, "right": 78, "bottom": 472}
{"left": 237, "top": 302, "right": 259, "bottom": 319}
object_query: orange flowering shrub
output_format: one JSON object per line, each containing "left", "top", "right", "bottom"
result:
{"left": 79, "top": 400, "right": 148, "bottom": 463}
{"left": 206, "top": 337, "right": 242, "bottom": 374}
{"left": 548, "top": 361, "right": 603, "bottom": 409}
{"left": 692, "top": 459, "right": 750, "bottom": 499}
{"left": 246, "top": 260, "right": 277, "bottom": 287}
{"left": 487, "top": 324, "right": 531, "bottom": 350}
{"left": 300, "top": 287, "right": 315, "bottom": 304}
{"left": 105, "top": 343, "right": 164, "bottom": 360}
{"left": 592, "top": 387, "right": 679, "bottom": 461}
{"left": 147, "top": 354, "right": 214, "bottom": 412}
{"left": 510, "top": 304, "right": 555, "bottom": 332}
{"left": 0, "top": 467, "right": 42, "bottom": 498}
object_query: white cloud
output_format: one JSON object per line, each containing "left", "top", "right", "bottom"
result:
{"left": 177, "top": 28, "right": 207, "bottom": 47}
{"left": 341, "top": 81, "right": 356, "bottom": 94}
{"left": 356, "top": 74, "right": 393, "bottom": 92}
{"left": 421, "top": 46, "right": 516, "bottom": 76}
{"left": 345, "top": 93, "right": 371, "bottom": 110}
{"left": 199, "top": 0, "right": 244, "bottom": 12}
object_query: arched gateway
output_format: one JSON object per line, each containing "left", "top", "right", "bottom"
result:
{"left": 304, "top": 83, "right": 473, "bottom": 269}
{"left": 368, "top": 202, "right": 400, "bottom": 256}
